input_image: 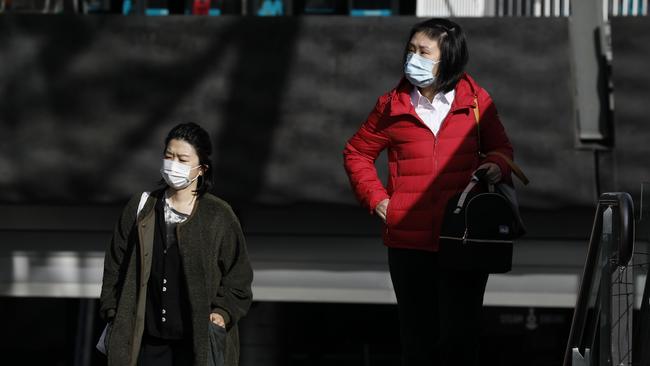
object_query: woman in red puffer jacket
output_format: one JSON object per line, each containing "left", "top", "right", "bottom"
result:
{"left": 343, "top": 18, "right": 514, "bottom": 366}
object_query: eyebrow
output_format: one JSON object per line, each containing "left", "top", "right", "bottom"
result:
{"left": 408, "top": 43, "right": 432, "bottom": 51}
{"left": 165, "top": 150, "right": 191, "bottom": 158}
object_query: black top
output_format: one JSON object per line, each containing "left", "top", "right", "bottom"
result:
{"left": 145, "top": 197, "right": 192, "bottom": 339}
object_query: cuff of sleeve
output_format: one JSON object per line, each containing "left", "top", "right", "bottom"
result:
{"left": 368, "top": 191, "right": 390, "bottom": 214}
{"left": 211, "top": 307, "right": 232, "bottom": 325}
{"left": 105, "top": 308, "right": 116, "bottom": 321}
{"left": 483, "top": 156, "right": 511, "bottom": 183}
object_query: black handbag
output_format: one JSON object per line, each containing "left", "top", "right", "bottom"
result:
{"left": 439, "top": 170, "right": 524, "bottom": 273}
{"left": 438, "top": 96, "right": 528, "bottom": 273}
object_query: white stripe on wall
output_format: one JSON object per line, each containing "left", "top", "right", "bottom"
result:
{"left": 416, "top": 0, "right": 486, "bottom": 17}
{"left": 415, "top": 0, "right": 648, "bottom": 17}
{"left": 534, "top": 0, "right": 542, "bottom": 16}
{"left": 564, "top": 0, "right": 571, "bottom": 16}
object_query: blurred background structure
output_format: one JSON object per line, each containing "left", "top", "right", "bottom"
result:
{"left": 0, "top": 0, "right": 649, "bottom": 365}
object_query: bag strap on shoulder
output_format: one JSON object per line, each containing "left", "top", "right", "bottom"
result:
{"left": 137, "top": 191, "right": 150, "bottom": 218}
{"left": 473, "top": 96, "right": 530, "bottom": 185}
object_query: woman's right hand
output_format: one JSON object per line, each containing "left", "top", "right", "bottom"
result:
{"left": 375, "top": 199, "right": 390, "bottom": 222}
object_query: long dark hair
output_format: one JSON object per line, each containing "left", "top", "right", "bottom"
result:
{"left": 163, "top": 122, "right": 213, "bottom": 197}
{"left": 403, "top": 18, "right": 469, "bottom": 94}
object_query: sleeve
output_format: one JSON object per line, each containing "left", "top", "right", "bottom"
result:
{"left": 477, "top": 90, "right": 514, "bottom": 184}
{"left": 211, "top": 218, "right": 254, "bottom": 328}
{"left": 342, "top": 96, "right": 391, "bottom": 213}
{"left": 99, "top": 194, "right": 140, "bottom": 322}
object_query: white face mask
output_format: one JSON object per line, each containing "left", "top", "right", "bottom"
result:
{"left": 404, "top": 52, "right": 440, "bottom": 88}
{"left": 160, "top": 159, "right": 201, "bottom": 190}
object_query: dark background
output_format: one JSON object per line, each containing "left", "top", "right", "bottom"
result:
{"left": 0, "top": 15, "right": 582, "bottom": 209}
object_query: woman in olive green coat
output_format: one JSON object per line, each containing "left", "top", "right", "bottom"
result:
{"left": 99, "top": 123, "right": 253, "bottom": 366}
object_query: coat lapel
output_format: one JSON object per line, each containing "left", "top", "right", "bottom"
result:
{"left": 131, "top": 196, "right": 157, "bottom": 366}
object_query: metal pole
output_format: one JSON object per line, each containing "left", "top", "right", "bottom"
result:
{"left": 568, "top": 0, "right": 611, "bottom": 145}
{"left": 599, "top": 207, "right": 614, "bottom": 366}
{"left": 73, "top": 299, "right": 96, "bottom": 366}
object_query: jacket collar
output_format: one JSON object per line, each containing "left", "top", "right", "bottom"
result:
{"left": 138, "top": 188, "right": 202, "bottom": 226}
{"left": 387, "top": 73, "right": 478, "bottom": 118}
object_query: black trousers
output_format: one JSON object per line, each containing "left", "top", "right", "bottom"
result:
{"left": 137, "top": 334, "right": 193, "bottom": 366}
{"left": 388, "top": 247, "right": 489, "bottom": 366}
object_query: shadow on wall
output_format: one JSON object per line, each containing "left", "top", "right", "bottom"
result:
{"left": 0, "top": 16, "right": 609, "bottom": 214}
{"left": 212, "top": 18, "right": 300, "bottom": 203}
{"left": 0, "top": 16, "right": 302, "bottom": 205}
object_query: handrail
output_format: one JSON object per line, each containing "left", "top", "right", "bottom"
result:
{"left": 563, "top": 192, "right": 635, "bottom": 366}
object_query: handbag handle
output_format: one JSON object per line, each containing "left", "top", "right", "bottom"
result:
{"left": 473, "top": 96, "right": 530, "bottom": 185}
{"left": 453, "top": 169, "right": 492, "bottom": 214}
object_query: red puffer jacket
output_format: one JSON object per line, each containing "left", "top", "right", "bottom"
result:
{"left": 343, "top": 73, "right": 513, "bottom": 252}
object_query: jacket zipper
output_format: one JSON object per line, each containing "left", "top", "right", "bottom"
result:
{"left": 433, "top": 135, "right": 438, "bottom": 176}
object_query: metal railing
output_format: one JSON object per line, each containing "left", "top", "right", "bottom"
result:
{"left": 631, "top": 183, "right": 650, "bottom": 365}
{"left": 564, "top": 192, "right": 635, "bottom": 366}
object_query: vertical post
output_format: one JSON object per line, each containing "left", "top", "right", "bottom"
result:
{"left": 599, "top": 206, "right": 614, "bottom": 366}
{"left": 568, "top": 0, "right": 611, "bottom": 145}
{"left": 634, "top": 182, "right": 650, "bottom": 364}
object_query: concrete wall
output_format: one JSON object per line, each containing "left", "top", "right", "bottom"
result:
{"left": 0, "top": 15, "right": 587, "bottom": 211}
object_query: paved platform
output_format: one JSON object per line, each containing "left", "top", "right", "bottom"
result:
{"left": 1, "top": 203, "right": 645, "bottom": 308}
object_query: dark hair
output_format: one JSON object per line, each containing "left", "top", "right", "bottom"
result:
{"left": 403, "top": 18, "right": 469, "bottom": 94}
{"left": 164, "top": 122, "right": 213, "bottom": 197}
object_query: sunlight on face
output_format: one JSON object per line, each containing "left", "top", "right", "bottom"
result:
{"left": 407, "top": 32, "right": 441, "bottom": 76}
{"left": 164, "top": 139, "right": 199, "bottom": 165}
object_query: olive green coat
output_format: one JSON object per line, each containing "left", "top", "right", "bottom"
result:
{"left": 99, "top": 191, "right": 253, "bottom": 366}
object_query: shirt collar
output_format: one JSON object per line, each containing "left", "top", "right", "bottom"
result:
{"left": 410, "top": 86, "right": 455, "bottom": 107}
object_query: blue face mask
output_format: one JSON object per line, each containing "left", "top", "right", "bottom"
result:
{"left": 404, "top": 52, "right": 440, "bottom": 88}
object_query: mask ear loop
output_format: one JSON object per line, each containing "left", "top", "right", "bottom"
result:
{"left": 194, "top": 164, "right": 208, "bottom": 190}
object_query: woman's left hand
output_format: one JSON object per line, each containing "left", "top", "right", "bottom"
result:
{"left": 476, "top": 163, "right": 501, "bottom": 184}
{"left": 210, "top": 313, "right": 226, "bottom": 328}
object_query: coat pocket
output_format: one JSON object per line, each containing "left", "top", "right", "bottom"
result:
{"left": 385, "top": 193, "right": 402, "bottom": 234}
{"left": 208, "top": 322, "right": 227, "bottom": 366}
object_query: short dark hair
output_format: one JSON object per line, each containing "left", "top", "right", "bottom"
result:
{"left": 403, "top": 18, "right": 469, "bottom": 94}
{"left": 164, "top": 122, "right": 213, "bottom": 197}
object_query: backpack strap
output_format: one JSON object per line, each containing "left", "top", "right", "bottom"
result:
{"left": 137, "top": 191, "right": 150, "bottom": 218}
{"left": 473, "top": 96, "right": 530, "bottom": 185}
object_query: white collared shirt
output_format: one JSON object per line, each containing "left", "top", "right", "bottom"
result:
{"left": 410, "top": 87, "right": 456, "bottom": 136}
